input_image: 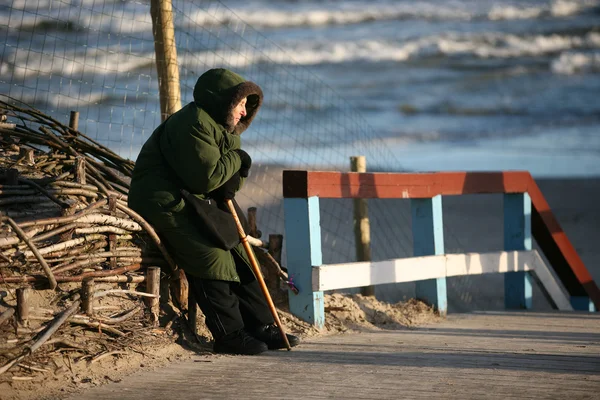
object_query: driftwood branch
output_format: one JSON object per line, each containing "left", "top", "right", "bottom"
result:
{"left": 0, "top": 300, "right": 80, "bottom": 375}
{"left": 3, "top": 216, "right": 57, "bottom": 289}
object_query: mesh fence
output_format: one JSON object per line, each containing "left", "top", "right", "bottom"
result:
{"left": 1, "top": 0, "right": 493, "bottom": 306}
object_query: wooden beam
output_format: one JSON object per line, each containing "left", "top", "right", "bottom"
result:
{"left": 283, "top": 171, "right": 531, "bottom": 199}
{"left": 312, "top": 250, "right": 572, "bottom": 311}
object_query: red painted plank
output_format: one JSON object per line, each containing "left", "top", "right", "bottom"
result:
{"left": 283, "top": 171, "right": 530, "bottom": 198}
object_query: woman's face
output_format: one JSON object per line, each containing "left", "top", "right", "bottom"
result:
{"left": 232, "top": 97, "right": 247, "bottom": 126}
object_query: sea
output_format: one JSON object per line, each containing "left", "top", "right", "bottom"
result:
{"left": 1, "top": 0, "right": 600, "bottom": 177}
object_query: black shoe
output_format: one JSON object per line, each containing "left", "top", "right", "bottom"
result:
{"left": 252, "top": 324, "right": 300, "bottom": 350}
{"left": 213, "top": 329, "right": 268, "bottom": 355}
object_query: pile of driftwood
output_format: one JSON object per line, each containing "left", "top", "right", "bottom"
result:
{"left": 0, "top": 98, "right": 177, "bottom": 380}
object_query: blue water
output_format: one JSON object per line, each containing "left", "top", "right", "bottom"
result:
{"left": 1, "top": 0, "right": 599, "bottom": 177}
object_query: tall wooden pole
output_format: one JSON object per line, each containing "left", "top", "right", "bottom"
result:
{"left": 151, "top": 0, "right": 182, "bottom": 121}
{"left": 351, "top": 156, "right": 374, "bottom": 297}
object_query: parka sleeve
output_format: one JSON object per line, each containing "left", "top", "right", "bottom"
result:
{"left": 159, "top": 121, "right": 242, "bottom": 195}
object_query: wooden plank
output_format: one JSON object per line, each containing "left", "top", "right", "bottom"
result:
{"left": 69, "top": 312, "right": 600, "bottom": 400}
{"left": 528, "top": 177, "right": 600, "bottom": 310}
{"left": 312, "top": 250, "right": 572, "bottom": 311}
{"left": 284, "top": 197, "right": 325, "bottom": 328}
{"left": 504, "top": 193, "right": 533, "bottom": 309}
{"left": 412, "top": 196, "right": 447, "bottom": 314}
{"left": 282, "top": 171, "right": 531, "bottom": 199}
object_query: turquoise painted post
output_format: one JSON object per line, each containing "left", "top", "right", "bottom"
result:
{"left": 283, "top": 196, "right": 325, "bottom": 328}
{"left": 411, "top": 195, "right": 447, "bottom": 315}
{"left": 570, "top": 296, "right": 596, "bottom": 312}
{"left": 504, "top": 193, "right": 533, "bottom": 309}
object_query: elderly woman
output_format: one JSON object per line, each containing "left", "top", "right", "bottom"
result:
{"left": 128, "top": 68, "right": 299, "bottom": 355}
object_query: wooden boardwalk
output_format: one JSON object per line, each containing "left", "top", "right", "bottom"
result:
{"left": 71, "top": 312, "right": 600, "bottom": 399}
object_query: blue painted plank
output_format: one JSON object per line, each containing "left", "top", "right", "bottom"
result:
{"left": 411, "top": 195, "right": 447, "bottom": 315}
{"left": 283, "top": 197, "right": 325, "bottom": 328}
{"left": 504, "top": 193, "right": 533, "bottom": 309}
{"left": 570, "top": 296, "right": 596, "bottom": 312}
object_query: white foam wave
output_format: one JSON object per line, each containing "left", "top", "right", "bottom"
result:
{"left": 488, "top": 0, "right": 599, "bottom": 20}
{"left": 7, "top": 0, "right": 599, "bottom": 35}
{"left": 4, "top": 47, "right": 155, "bottom": 79}
{"left": 179, "top": 31, "right": 600, "bottom": 68}
{"left": 551, "top": 51, "right": 600, "bottom": 73}
{"left": 5, "top": 30, "right": 600, "bottom": 77}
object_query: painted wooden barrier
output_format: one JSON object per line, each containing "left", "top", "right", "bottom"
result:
{"left": 282, "top": 171, "right": 599, "bottom": 327}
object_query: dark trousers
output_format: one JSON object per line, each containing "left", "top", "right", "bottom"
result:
{"left": 186, "top": 253, "right": 274, "bottom": 340}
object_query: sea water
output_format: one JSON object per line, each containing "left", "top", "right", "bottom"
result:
{"left": 1, "top": 0, "right": 599, "bottom": 177}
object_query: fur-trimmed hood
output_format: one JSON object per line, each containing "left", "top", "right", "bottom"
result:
{"left": 193, "top": 68, "right": 263, "bottom": 135}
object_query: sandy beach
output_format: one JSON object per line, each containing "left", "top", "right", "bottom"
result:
{"left": 237, "top": 164, "right": 600, "bottom": 313}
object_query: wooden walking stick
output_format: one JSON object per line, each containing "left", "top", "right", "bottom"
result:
{"left": 225, "top": 199, "right": 292, "bottom": 351}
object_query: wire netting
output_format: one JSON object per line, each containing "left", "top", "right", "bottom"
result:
{"left": 1, "top": 0, "right": 524, "bottom": 310}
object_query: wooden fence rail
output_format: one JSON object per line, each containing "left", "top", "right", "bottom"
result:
{"left": 282, "top": 170, "right": 599, "bottom": 327}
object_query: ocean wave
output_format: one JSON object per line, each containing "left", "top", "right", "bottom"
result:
{"left": 488, "top": 0, "right": 600, "bottom": 20}
{"left": 180, "top": 31, "right": 600, "bottom": 68}
{"left": 4, "top": 30, "right": 600, "bottom": 78}
{"left": 3, "top": 47, "right": 155, "bottom": 79}
{"left": 4, "top": 0, "right": 600, "bottom": 34}
{"left": 551, "top": 51, "right": 600, "bottom": 73}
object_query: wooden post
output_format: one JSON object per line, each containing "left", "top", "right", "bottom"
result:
{"left": 247, "top": 207, "right": 259, "bottom": 238}
{"left": 504, "top": 193, "right": 533, "bottom": 309}
{"left": 145, "top": 267, "right": 161, "bottom": 325}
{"left": 150, "top": 0, "right": 182, "bottom": 121}
{"left": 69, "top": 111, "right": 79, "bottom": 131}
{"left": 268, "top": 234, "right": 283, "bottom": 265}
{"left": 82, "top": 279, "right": 95, "bottom": 316}
{"left": 351, "top": 156, "right": 374, "bottom": 297}
{"left": 75, "top": 157, "right": 86, "bottom": 185}
{"left": 284, "top": 197, "right": 325, "bottom": 328}
{"left": 19, "top": 148, "right": 35, "bottom": 165}
{"left": 108, "top": 196, "right": 117, "bottom": 270}
{"left": 411, "top": 196, "right": 447, "bottom": 315}
{"left": 16, "top": 288, "right": 29, "bottom": 325}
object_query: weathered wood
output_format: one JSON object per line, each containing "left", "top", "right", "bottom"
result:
{"left": 69, "top": 111, "right": 79, "bottom": 131}
{"left": 5, "top": 216, "right": 57, "bottom": 289}
{"left": 268, "top": 234, "right": 283, "bottom": 265}
{"left": 0, "top": 300, "right": 81, "bottom": 375}
{"left": 150, "top": 0, "right": 181, "bottom": 120}
{"left": 16, "top": 288, "right": 30, "bottom": 325}
{"left": 75, "top": 156, "right": 86, "bottom": 184}
{"left": 19, "top": 148, "right": 35, "bottom": 165}
{"left": 145, "top": 267, "right": 161, "bottom": 324}
{"left": 0, "top": 307, "right": 15, "bottom": 327}
{"left": 82, "top": 279, "right": 95, "bottom": 316}
{"left": 247, "top": 207, "right": 259, "bottom": 238}
{"left": 351, "top": 156, "right": 374, "bottom": 297}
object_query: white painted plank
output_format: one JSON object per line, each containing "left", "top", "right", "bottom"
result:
{"left": 313, "top": 251, "right": 533, "bottom": 291}
{"left": 529, "top": 252, "right": 573, "bottom": 311}
{"left": 312, "top": 250, "right": 572, "bottom": 311}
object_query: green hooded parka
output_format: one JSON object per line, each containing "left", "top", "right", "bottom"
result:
{"left": 128, "top": 68, "right": 263, "bottom": 282}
